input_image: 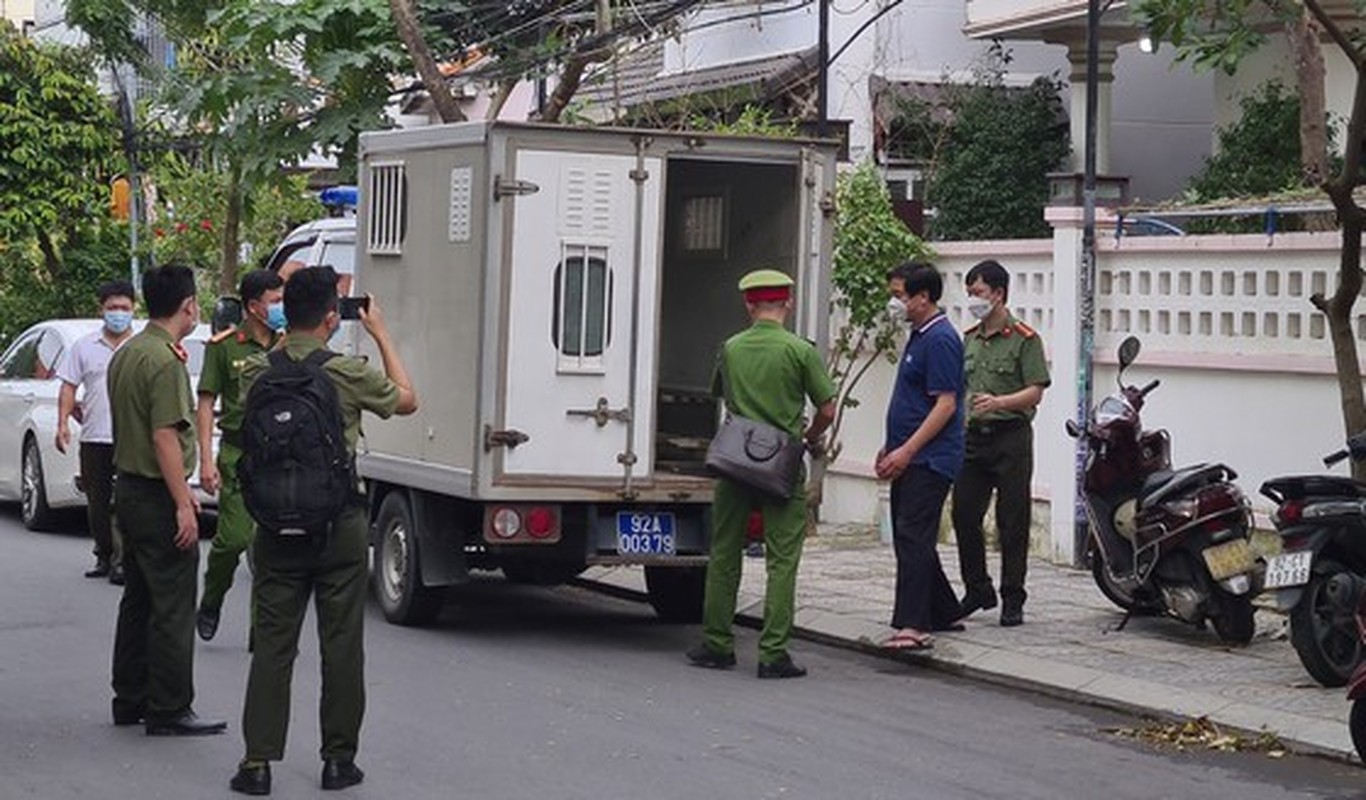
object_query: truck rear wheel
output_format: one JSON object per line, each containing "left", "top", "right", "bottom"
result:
{"left": 645, "top": 566, "right": 706, "bottom": 623}
{"left": 373, "top": 491, "right": 442, "bottom": 626}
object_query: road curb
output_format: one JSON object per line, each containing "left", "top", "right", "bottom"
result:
{"left": 571, "top": 575, "right": 1358, "bottom": 765}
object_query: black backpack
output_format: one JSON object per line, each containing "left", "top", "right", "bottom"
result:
{"left": 238, "top": 349, "right": 351, "bottom": 535}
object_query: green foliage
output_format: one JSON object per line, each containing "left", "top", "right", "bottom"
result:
{"left": 824, "top": 161, "right": 932, "bottom": 457}
{"left": 146, "top": 154, "right": 322, "bottom": 279}
{"left": 0, "top": 24, "right": 131, "bottom": 346}
{"left": 1188, "top": 82, "right": 1332, "bottom": 202}
{"left": 1134, "top": 0, "right": 1275, "bottom": 75}
{"left": 0, "top": 224, "right": 131, "bottom": 347}
{"left": 0, "top": 24, "right": 120, "bottom": 246}
{"left": 687, "top": 105, "right": 799, "bottom": 138}
{"left": 926, "top": 71, "right": 1069, "bottom": 241}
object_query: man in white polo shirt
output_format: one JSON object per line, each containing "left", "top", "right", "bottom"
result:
{"left": 56, "top": 280, "right": 137, "bottom": 585}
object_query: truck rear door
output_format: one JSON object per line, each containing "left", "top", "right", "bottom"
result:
{"left": 498, "top": 148, "right": 663, "bottom": 485}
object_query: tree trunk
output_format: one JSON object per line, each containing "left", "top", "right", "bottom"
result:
{"left": 388, "top": 0, "right": 466, "bottom": 124}
{"left": 35, "top": 228, "right": 63, "bottom": 283}
{"left": 539, "top": 0, "right": 613, "bottom": 122}
{"left": 486, "top": 78, "right": 519, "bottom": 121}
{"left": 219, "top": 163, "right": 243, "bottom": 296}
{"left": 1288, "top": 9, "right": 1329, "bottom": 186}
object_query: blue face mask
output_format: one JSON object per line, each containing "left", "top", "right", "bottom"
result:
{"left": 264, "top": 302, "right": 287, "bottom": 332}
{"left": 104, "top": 310, "right": 133, "bottom": 335}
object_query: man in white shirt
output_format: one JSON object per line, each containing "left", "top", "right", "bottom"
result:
{"left": 56, "top": 280, "right": 137, "bottom": 584}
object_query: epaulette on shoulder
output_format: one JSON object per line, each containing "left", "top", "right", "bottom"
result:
{"left": 1013, "top": 320, "right": 1038, "bottom": 338}
{"left": 209, "top": 326, "right": 237, "bottom": 344}
{"left": 964, "top": 322, "right": 982, "bottom": 335}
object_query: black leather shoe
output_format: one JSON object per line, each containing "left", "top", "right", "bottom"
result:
{"left": 685, "top": 644, "right": 736, "bottom": 670}
{"left": 958, "top": 586, "right": 998, "bottom": 617}
{"left": 108, "top": 564, "right": 125, "bottom": 586}
{"left": 146, "top": 710, "right": 228, "bottom": 736}
{"left": 197, "top": 605, "right": 221, "bottom": 642}
{"left": 321, "top": 760, "right": 364, "bottom": 791}
{"left": 112, "top": 700, "right": 145, "bottom": 726}
{"left": 230, "top": 762, "right": 271, "bottom": 796}
{"left": 757, "top": 654, "right": 807, "bottom": 679}
{"left": 85, "top": 561, "right": 111, "bottom": 579}
{"left": 1000, "top": 604, "right": 1024, "bottom": 627}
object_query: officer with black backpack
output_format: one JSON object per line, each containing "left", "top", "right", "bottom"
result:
{"left": 229, "top": 267, "right": 418, "bottom": 797}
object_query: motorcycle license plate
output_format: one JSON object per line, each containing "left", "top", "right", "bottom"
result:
{"left": 1201, "top": 539, "right": 1255, "bottom": 581}
{"left": 1263, "top": 551, "right": 1313, "bottom": 589}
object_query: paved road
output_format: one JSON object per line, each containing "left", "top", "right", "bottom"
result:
{"left": 2, "top": 510, "right": 1364, "bottom": 800}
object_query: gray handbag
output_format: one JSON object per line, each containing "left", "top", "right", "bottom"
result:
{"left": 704, "top": 349, "right": 805, "bottom": 499}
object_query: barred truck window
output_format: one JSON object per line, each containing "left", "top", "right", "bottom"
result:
{"left": 366, "top": 163, "right": 407, "bottom": 255}
{"left": 551, "top": 245, "right": 612, "bottom": 370}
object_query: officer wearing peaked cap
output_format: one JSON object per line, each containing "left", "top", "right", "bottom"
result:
{"left": 686, "top": 268, "right": 836, "bottom": 679}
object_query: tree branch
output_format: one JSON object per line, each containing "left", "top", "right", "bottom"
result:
{"left": 388, "top": 0, "right": 467, "bottom": 123}
{"left": 1303, "top": 0, "right": 1363, "bottom": 70}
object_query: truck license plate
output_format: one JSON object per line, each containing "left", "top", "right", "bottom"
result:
{"left": 616, "top": 512, "right": 676, "bottom": 556}
{"left": 1201, "top": 538, "right": 1255, "bottom": 581}
{"left": 1263, "top": 551, "right": 1313, "bottom": 589}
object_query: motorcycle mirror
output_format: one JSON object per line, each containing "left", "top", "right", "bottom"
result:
{"left": 1116, "top": 336, "right": 1141, "bottom": 374}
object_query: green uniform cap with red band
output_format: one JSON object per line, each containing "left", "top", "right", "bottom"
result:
{"left": 738, "top": 269, "right": 795, "bottom": 303}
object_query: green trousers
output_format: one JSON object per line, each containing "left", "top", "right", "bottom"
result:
{"left": 111, "top": 473, "right": 199, "bottom": 720}
{"left": 241, "top": 505, "right": 368, "bottom": 762}
{"left": 201, "top": 442, "right": 252, "bottom": 613}
{"left": 702, "top": 477, "right": 807, "bottom": 665}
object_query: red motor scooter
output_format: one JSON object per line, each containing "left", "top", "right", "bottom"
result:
{"left": 1066, "top": 336, "right": 1258, "bottom": 644}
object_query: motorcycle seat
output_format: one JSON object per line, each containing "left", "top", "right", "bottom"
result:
{"left": 1139, "top": 462, "right": 1235, "bottom": 508}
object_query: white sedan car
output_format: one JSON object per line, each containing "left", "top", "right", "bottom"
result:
{"left": 0, "top": 319, "right": 216, "bottom": 530}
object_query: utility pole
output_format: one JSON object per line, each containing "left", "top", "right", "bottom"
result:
{"left": 817, "top": 0, "right": 829, "bottom": 137}
{"left": 113, "top": 64, "right": 143, "bottom": 291}
{"left": 1073, "top": 0, "right": 1100, "bottom": 565}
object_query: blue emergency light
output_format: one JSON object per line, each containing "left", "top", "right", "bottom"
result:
{"left": 319, "top": 185, "right": 359, "bottom": 210}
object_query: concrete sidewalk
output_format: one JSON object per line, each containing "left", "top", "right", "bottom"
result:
{"left": 580, "top": 524, "right": 1358, "bottom": 763}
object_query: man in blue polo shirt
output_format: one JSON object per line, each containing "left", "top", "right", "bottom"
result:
{"left": 876, "top": 261, "right": 966, "bottom": 651}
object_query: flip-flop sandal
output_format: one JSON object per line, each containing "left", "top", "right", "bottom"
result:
{"left": 882, "top": 633, "right": 934, "bottom": 651}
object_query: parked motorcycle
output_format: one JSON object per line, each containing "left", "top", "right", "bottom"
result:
{"left": 1066, "top": 336, "right": 1258, "bottom": 644}
{"left": 1259, "top": 433, "right": 1366, "bottom": 687}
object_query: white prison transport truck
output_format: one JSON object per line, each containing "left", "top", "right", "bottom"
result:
{"left": 353, "top": 121, "right": 837, "bottom": 626}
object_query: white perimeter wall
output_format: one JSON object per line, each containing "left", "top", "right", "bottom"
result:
{"left": 822, "top": 213, "right": 1360, "bottom": 564}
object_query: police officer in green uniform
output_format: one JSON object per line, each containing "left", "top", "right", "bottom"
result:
{"left": 952, "top": 260, "right": 1050, "bottom": 627}
{"left": 196, "top": 269, "right": 285, "bottom": 642}
{"left": 686, "top": 269, "right": 836, "bottom": 679}
{"left": 230, "top": 267, "right": 417, "bottom": 796}
{"left": 108, "top": 264, "right": 228, "bottom": 736}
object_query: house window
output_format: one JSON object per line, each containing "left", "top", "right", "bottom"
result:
{"left": 367, "top": 162, "right": 406, "bottom": 255}
{"left": 681, "top": 194, "right": 725, "bottom": 254}
{"left": 552, "top": 244, "right": 612, "bottom": 370}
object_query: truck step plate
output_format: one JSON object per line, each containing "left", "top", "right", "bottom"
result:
{"left": 616, "top": 512, "right": 677, "bottom": 556}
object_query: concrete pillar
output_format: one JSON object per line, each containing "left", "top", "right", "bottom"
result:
{"left": 1066, "top": 43, "right": 1118, "bottom": 174}
{"left": 1043, "top": 206, "right": 1084, "bottom": 565}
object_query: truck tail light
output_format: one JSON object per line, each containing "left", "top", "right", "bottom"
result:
{"left": 484, "top": 505, "right": 561, "bottom": 543}
{"left": 526, "top": 507, "right": 556, "bottom": 539}
{"left": 491, "top": 507, "right": 522, "bottom": 539}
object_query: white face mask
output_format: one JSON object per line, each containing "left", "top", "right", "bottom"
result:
{"left": 967, "top": 297, "right": 992, "bottom": 320}
{"left": 886, "top": 297, "right": 908, "bottom": 324}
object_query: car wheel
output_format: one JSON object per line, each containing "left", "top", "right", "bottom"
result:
{"left": 372, "top": 491, "right": 442, "bottom": 626}
{"left": 21, "top": 436, "right": 54, "bottom": 532}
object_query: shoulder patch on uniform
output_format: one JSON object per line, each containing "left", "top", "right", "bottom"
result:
{"left": 1013, "top": 321, "right": 1038, "bottom": 338}
{"left": 209, "top": 326, "right": 237, "bottom": 344}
